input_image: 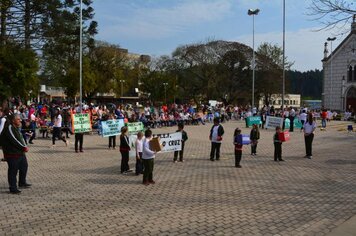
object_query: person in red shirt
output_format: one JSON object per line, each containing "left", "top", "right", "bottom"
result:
{"left": 321, "top": 109, "right": 328, "bottom": 128}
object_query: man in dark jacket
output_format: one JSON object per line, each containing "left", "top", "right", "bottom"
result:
{"left": 209, "top": 118, "right": 224, "bottom": 161}
{"left": 2, "top": 113, "right": 31, "bottom": 194}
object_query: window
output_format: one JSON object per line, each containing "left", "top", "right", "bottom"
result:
{"left": 348, "top": 65, "right": 353, "bottom": 82}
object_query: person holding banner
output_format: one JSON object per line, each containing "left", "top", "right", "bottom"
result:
{"left": 250, "top": 124, "right": 260, "bottom": 156}
{"left": 273, "top": 126, "right": 284, "bottom": 162}
{"left": 303, "top": 113, "right": 316, "bottom": 159}
{"left": 173, "top": 123, "right": 188, "bottom": 163}
{"left": 142, "top": 129, "right": 156, "bottom": 185}
{"left": 233, "top": 128, "right": 243, "bottom": 168}
{"left": 120, "top": 126, "right": 131, "bottom": 174}
{"left": 209, "top": 118, "right": 224, "bottom": 161}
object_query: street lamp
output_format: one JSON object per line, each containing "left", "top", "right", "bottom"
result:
{"left": 119, "top": 80, "right": 126, "bottom": 97}
{"left": 327, "top": 36, "right": 336, "bottom": 110}
{"left": 248, "top": 8, "right": 260, "bottom": 109}
{"left": 79, "top": 0, "right": 83, "bottom": 112}
{"left": 163, "top": 82, "right": 168, "bottom": 104}
{"left": 282, "top": 0, "right": 285, "bottom": 111}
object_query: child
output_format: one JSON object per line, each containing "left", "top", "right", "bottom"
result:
{"left": 233, "top": 128, "right": 243, "bottom": 168}
{"left": 173, "top": 123, "right": 188, "bottom": 163}
{"left": 250, "top": 124, "right": 260, "bottom": 155}
{"left": 142, "top": 129, "right": 156, "bottom": 185}
{"left": 209, "top": 117, "right": 224, "bottom": 161}
{"left": 120, "top": 126, "right": 131, "bottom": 174}
{"left": 273, "top": 126, "right": 284, "bottom": 162}
{"left": 135, "top": 131, "right": 144, "bottom": 175}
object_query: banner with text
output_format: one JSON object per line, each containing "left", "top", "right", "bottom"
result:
{"left": 126, "top": 122, "right": 144, "bottom": 135}
{"left": 71, "top": 113, "right": 92, "bottom": 133}
{"left": 101, "top": 119, "right": 125, "bottom": 137}
{"left": 246, "top": 116, "right": 262, "bottom": 127}
{"left": 265, "top": 116, "right": 284, "bottom": 129}
{"left": 153, "top": 132, "right": 182, "bottom": 153}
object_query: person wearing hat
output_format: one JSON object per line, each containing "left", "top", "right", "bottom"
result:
{"left": 1, "top": 113, "right": 31, "bottom": 194}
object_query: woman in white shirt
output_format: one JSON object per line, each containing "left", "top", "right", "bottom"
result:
{"left": 303, "top": 113, "right": 316, "bottom": 159}
{"left": 52, "top": 109, "right": 68, "bottom": 147}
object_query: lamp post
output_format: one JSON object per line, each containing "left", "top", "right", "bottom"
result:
{"left": 282, "top": 0, "right": 285, "bottom": 111}
{"left": 119, "top": 80, "right": 125, "bottom": 97}
{"left": 327, "top": 36, "right": 336, "bottom": 110}
{"left": 79, "top": 0, "right": 83, "bottom": 112}
{"left": 163, "top": 82, "right": 168, "bottom": 104}
{"left": 248, "top": 8, "right": 260, "bottom": 109}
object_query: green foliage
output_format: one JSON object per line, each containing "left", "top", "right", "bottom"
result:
{"left": 0, "top": 42, "right": 39, "bottom": 102}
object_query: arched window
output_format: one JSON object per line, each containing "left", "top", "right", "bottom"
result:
{"left": 348, "top": 65, "right": 353, "bottom": 82}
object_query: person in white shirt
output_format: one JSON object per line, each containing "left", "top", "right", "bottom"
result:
{"left": 299, "top": 110, "right": 307, "bottom": 131}
{"left": 303, "top": 113, "right": 316, "bottom": 159}
{"left": 209, "top": 118, "right": 224, "bottom": 161}
{"left": 135, "top": 131, "right": 144, "bottom": 175}
{"left": 142, "top": 129, "right": 156, "bottom": 185}
{"left": 52, "top": 109, "right": 68, "bottom": 147}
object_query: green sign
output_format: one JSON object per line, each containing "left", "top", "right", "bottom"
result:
{"left": 126, "top": 122, "right": 144, "bottom": 134}
{"left": 284, "top": 118, "right": 303, "bottom": 129}
{"left": 71, "top": 113, "right": 92, "bottom": 133}
{"left": 247, "top": 116, "right": 261, "bottom": 127}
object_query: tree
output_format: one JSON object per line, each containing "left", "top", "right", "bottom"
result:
{"left": 256, "top": 43, "right": 294, "bottom": 106}
{"left": 308, "top": 0, "right": 356, "bottom": 32}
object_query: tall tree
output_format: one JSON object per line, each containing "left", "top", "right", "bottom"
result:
{"left": 308, "top": 0, "right": 356, "bottom": 32}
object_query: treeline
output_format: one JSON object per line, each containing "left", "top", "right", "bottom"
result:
{"left": 287, "top": 70, "right": 323, "bottom": 100}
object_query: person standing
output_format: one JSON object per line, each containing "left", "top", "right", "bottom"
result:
{"left": 52, "top": 109, "right": 68, "bottom": 147}
{"left": 1, "top": 113, "right": 31, "bottom": 194}
{"left": 209, "top": 118, "right": 224, "bottom": 161}
{"left": 135, "top": 131, "right": 144, "bottom": 175}
{"left": 119, "top": 126, "right": 131, "bottom": 174}
{"left": 74, "top": 133, "right": 84, "bottom": 153}
{"left": 173, "top": 123, "right": 188, "bottom": 163}
{"left": 233, "top": 128, "right": 243, "bottom": 168}
{"left": 273, "top": 126, "right": 284, "bottom": 162}
{"left": 142, "top": 129, "right": 156, "bottom": 185}
{"left": 289, "top": 107, "right": 296, "bottom": 132}
{"left": 321, "top": 108, "right": 327, "bottom": 129}
{"left": 250, "top": 124, "right": 260, "bottom": 156}
{"left": 303, "top": 113, "right": 316, "bottom": 159}
{"left": 108, "top": 114, "right": 116, "bottom": 149}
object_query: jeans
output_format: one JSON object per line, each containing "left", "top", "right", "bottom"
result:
{"left": 321, "top": 119, "right": 326, "bottom": 128}
{"left": 142, "top": 158, "right": 154, "bottom": 182}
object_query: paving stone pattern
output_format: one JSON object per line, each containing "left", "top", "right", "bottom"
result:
{"left": 0, "top": 120, "right": 356, "bottom": 236}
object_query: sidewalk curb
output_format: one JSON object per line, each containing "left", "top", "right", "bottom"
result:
{"left": 326, "top": 215, "right": 356, "bottom": 236}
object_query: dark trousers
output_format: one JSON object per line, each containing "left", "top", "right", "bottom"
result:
{"left": 136, "top": 152, "right": 143, "bottom": 175}
{"left": 109, "top": 136, "right": 116, "bottom": 148}
{"left": 6, "top": 155, "right": 28, "bottom": 191}
{"left": 52, "top": 127, "right": 66, "bottom": 145}
{"left": 142, "top": 158, "right": 154, "bottom": 182}
{"left": 251, "top": 141, "right": 258, "bottom": 154}
{"left": 210, "top": 142, "right": 221, "bottom": 160}
{"left": 289, "top": 116, "right": 294, "bottom": 132}
{"left": 235, "top": 150, "right": 242, "bottom": 166}
{"left": 301, "top": 120, "right": 305, "bottom": 130}
{"left": 304, "top": 133, "right": 314, "bottom": 156}
{"left": 120, "top": 151, "right": 130, "bottom": 173}
{"left": 274, "top": 143, "right": 282, "bottom": 161}
{"left": 174, "top": 142, "right": 185, "bottom": 161}
{"left": 75, "top": 133, "right": 84, "bottom": 151}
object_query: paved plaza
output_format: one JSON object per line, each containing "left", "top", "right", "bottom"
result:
{"left": 0, "top": 120, "right": 356, "bottom": 236}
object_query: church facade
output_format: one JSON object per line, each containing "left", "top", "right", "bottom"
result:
{"left": 322, "top": 17, "right": 356, "bottom": 112}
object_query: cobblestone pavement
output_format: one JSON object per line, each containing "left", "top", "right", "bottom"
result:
{"left": 1, "top": 120, "right": 356, "bottom": 236}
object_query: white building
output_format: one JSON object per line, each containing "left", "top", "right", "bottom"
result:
{"left": 259, "top": 94, "right": 301, "bottom": 109}
{"left": 322, "top": 16, "right": 356, "bottom": 112}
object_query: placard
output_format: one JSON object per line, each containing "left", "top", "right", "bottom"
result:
{"left": 71, "top": 113, "right": 92, "bottom": 133}
{"left": 235, "top": 134, "right": 250, "bottom": 145}
{"left": 101, "top": 119, "right": 125, "bottom": 137}
{"left": 284, "top": 118, "right": 303, "bottom": 129}
{"left": 126, "top": 122, "right": 144, "bottom": 134}
{"left": 153, "top": 132, "right": 183, "bottom": 153}
{"left": 246, "top": 116, "right": 261, "bottom": 127}
{"left": 265, "top": 116, "right": 284, "bottom": 129}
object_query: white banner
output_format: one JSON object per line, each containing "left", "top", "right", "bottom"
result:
{"left": 265, "top": 116, "right": 284, "bottom": 129}
{"left": 154, "top": 132, "right": 182, "bottom": 153}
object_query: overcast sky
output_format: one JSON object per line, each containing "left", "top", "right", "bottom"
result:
{"left": 92, "top": 0, "right": 347, "bottom": 72}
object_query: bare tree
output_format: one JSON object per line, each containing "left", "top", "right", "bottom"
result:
{"left": 308, "top": 0, "right": 356, "bottom": 33}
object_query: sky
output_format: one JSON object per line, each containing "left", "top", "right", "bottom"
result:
{"left": 91, "top": 0, "right": 348, "bottom": 72}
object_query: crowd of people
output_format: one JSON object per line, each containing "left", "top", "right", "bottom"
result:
{"left": 0, "top": 97, "right": 348, "bottom": 194}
